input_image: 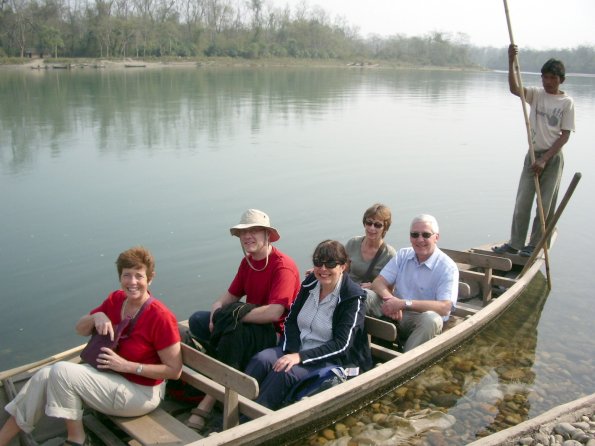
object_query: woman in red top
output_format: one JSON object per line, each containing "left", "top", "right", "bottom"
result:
{"left": 0, "top": 247, "right": 182, "bottom": 446}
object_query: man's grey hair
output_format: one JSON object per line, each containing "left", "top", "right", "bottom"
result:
{"left": 410, "top": 214, "right": 439, "bottom": 234}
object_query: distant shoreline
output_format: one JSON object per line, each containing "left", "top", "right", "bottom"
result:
{"left": 1, "top": 57, "right": 484, "bottom": 72}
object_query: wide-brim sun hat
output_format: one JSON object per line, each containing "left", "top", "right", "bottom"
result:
{"left": 229, "top": 209, "right": 280, "bottom": 242}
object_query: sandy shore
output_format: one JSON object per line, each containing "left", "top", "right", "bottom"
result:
{"left": 5, "top": 57, "right": 373, "bottom": 71}
{"left": 3, "top": 57, "right": 473, "bottom": 71}
{"left": 9, "top": 58, "right": 210, "bottom": 70}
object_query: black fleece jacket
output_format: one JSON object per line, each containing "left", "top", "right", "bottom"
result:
{"left": 282, "top": 273, "right": 373, "bottom": 372}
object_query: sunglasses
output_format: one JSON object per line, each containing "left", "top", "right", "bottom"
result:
{"left": 410, "top": 232, "right": 434, "bottom": 239}
{"left": 313, "top": 259, "right": 343, "bottom": 269}
{"left": 364, "top": 220, "right": 383, "bottom": 229}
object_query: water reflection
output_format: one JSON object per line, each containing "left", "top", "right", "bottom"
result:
{"left": 0, "top": 68, "right": 484, "bottom": 175}
{"left": 301, "top": 273, "right": 549, "bottom": 445}
{"left": 1, "top": 67, "right": 593, "bottom": 437}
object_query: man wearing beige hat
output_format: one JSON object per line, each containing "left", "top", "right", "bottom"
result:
{"left": 186, "top": 209, "right": 301, "bottom": 431}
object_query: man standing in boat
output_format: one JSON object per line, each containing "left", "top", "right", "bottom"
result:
{"left": 492, "top": 44, "right": 575, "bottom": 257}
{"left": 186, "top": 209, "right": 301, "bottom": 430}
{"left": 371, "top": 214, "right": 458, "bottom": 352}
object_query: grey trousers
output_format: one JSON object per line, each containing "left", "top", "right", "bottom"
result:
{"left": 365, "top": 292, "right": 443, "bottom": 352}
{"left": 398, "top": 311, "right": 443, "bottom": 352}
{"left": 5, "top": 362, "right": 164, "bottom": 433}
{"left": 510, "top": 151, "right": 564, "bottom": 249}
{"left": 365, "top": 289, "right": 384, "bottom": 318}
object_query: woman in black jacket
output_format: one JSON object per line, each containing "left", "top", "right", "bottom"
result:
{"left": 244, "top": 240, "right": 372, "bottom": 410}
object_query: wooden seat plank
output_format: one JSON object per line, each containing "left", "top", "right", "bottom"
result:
{"left": 83, "top": 414, "right": 128, "bottom": 446}
{"left": 110, "top": 407, "right": 202, "bottom": 446}
{"left": 180, "top": 366, "right": 272, "bottom": 420}
{"left": 180, "top": 343, "right": 259, "bottom": 429}
{"left": 454, "top": 302, "right": 480, "bottom": 317}
{"left": 470, "top": 248, "right": 529, "bottom": 266}
{"left": 365, "top": 316, "right": 400, "bottom": 362}
{"left": 180, "top": 344, "right": 258, "bottom": 400}
{"left": 442, "top": 248, "right": 513, "bottom": 271}
{"left": 370, "top": 344, "right": 401, "bottom": 361}
{"left": 364, "top": 316, "right": 397, "bottom": 342}
{"left": 459, "top": 270, "right": 517, "bottom": 288}
{"left": 444, "top": 248, "right": 515, "bottom": 304}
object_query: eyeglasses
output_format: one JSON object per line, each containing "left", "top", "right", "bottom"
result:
{"left": 410, "top": 232, "right": 434, "bottom": 239}
{"left": 238, "top": 228, "right": 264, "bottom": 236}
{"left": 313, "top": 259, "right": 343, "bottom": 269}
{"left": 364, "top": 220, "right": 383, "bottom": 229}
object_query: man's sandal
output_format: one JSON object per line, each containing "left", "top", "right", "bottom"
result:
{"left": 491, "top": 243, "right": 518, "bottom": 254}
{"left": 519, "top": 245, "right": 535, "bottom": 257}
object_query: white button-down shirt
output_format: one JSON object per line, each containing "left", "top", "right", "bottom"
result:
{"left": 379, "top": 247, "right": 458, "bottom": 320}
{"left": 297, "top": 276, "right": 342, "bottom": 350}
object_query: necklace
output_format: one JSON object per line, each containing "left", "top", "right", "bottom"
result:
{"left": 243, "top": 244, "right": 271, "bottom": 272}
{"left": 121, "top": 298, "right": 144, "bottom": 319}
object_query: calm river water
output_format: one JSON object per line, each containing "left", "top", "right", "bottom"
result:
{"left": 1, "top": 65, "right": 593, "bottom": 443}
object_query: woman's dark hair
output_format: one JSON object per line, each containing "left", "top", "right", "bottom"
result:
{"left": 362, "top": 203, "right": 392, "bottom": 238}
{"left": 541, "top": 58, "right": 565, "bottom": 82}
{"left": 116, "top": 246, "right": 155, "bottom": 279}
{"left": 312, "top": 240, "right": 349, "bottom": 265}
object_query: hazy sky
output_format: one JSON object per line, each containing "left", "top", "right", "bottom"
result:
{"left": 269, "top": 0, "right": 595, "bottom": 50}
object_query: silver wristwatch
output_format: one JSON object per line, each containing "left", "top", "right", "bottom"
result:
{"left": 404, "top": 299, "right": 413, "bottom": 309}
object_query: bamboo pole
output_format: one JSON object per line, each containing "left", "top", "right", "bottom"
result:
{"left": 520, "top": 172, "right": 582, "bottom": 275}
{"left": 503, "top": 0, "right": 552, "bottom": 288}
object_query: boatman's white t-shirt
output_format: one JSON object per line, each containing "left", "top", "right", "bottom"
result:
{"left": 526, "top": 86, "right": 575, "bottom": 152}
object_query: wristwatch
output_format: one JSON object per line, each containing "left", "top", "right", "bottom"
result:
{"left": 136, "top": 363, "right": 143, "bottom": 375}
{"left": 404, "top": 299, "right": 413, "bottom": 310}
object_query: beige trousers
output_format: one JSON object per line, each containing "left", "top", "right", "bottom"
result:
{"left": 5, "top": 362, "right": 164, "bottom": 433}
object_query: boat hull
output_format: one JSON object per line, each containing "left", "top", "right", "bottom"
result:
{"left": 0, "top": 242, "right": 548, "bottom": 446}
{"left": 198, "top": 249, "right": 546, "bottom": 445}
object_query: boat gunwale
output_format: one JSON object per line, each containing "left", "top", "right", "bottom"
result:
{"left": 193, "top": 250, "right": 546, "bottom": 445}
{"left": 0, "top": 247, "right": 547, "bottom": 446}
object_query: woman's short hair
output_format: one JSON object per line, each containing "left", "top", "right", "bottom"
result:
{"left": 116, "top": 246, "right": 155, "bottom": 279}
{"left": 362, "top": 203, "right": 392, "bottom": 237}
{"left": 410, "top": 214, "right": 439, "bottom": 234}
{"left": 541, "top": 58, "right": 565, "bottom": 82}
{"left": 313, "top": 240, "right": 349, "bottom": 265}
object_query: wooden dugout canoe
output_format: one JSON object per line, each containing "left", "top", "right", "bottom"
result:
{"left": 0, "top": 237, "right": 551, "bottom": 446}
{"left": 197, "top": 240, "right": 551, "bottom": 446}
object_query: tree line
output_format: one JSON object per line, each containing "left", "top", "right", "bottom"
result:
{"left": 1, "top": 0, "right": 594, "bottom": 73}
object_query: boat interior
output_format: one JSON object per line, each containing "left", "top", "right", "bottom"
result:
{"left": 0, "top": 245, "right": 537, "bottom": 446}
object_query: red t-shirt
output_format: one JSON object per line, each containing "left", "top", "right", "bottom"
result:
{"left": 228, "top": 246, "right": 300, "bottom": 333}
{"left": 90, "top": 290, "right": 180, "bottom": 386}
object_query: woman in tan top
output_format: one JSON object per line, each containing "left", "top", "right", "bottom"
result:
{"left": 344, "top": 203, "right": 396, "bottom": 317}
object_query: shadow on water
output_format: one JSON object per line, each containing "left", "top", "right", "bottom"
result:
{"left": 297, "top": 272, "right": 550, "bottom": 445}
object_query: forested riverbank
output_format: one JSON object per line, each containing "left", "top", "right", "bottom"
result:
{"left": 2, "top": 0, "right": 594, "bottom": 74}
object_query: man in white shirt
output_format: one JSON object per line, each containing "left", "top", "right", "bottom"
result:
{"left": 371, "top": 214, "right": 458, "bottom": 351}
{"left": 492, "top": 45, "right": 575, "bottom": 257}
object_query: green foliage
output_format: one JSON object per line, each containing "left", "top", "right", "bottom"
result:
{"left": 0, "top": 0, "right": 593, "bottom": 72}
{"left": 471, "top": 45, "right": 595, "bottom": 74}
{"left": 0, "top": 56, "right": 27, "bottom": 64}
